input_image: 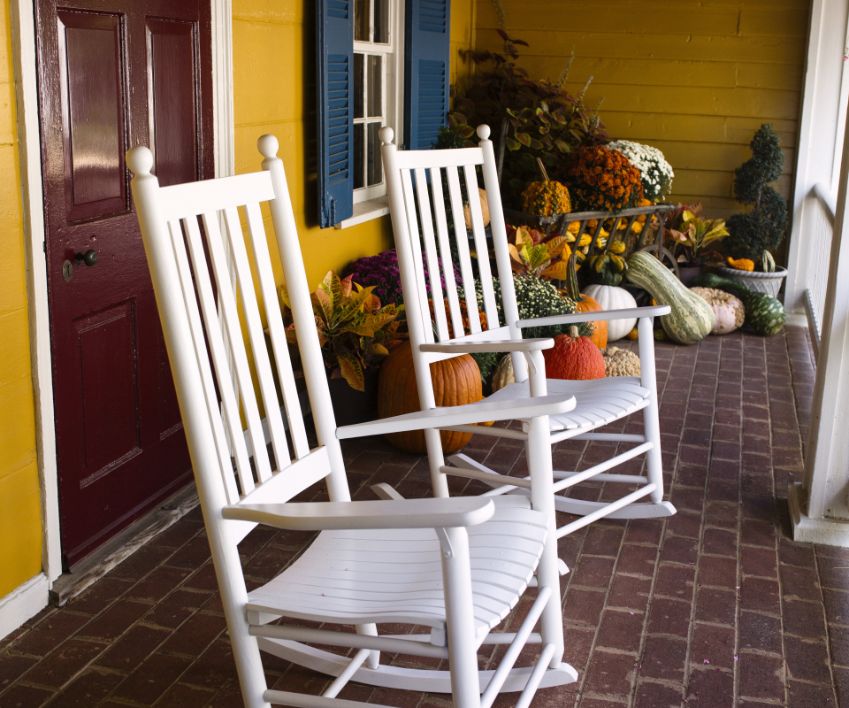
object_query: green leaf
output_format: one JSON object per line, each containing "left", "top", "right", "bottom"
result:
{"left": 337, "top": 353, "right": 365, "bottom": 392}
{"left": 505, "top": 136, "right": 522, "bottom": 151}
{"left": 515, "top": 132, "right": 532, "bottom": 147}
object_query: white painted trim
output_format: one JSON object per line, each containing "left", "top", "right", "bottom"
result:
{"left": 789, "top": 483, "right": 849, "bottom": 547}
{"left": 336, "top": 197, "right": 390, "bottom": 229}
{"left": 802, "top": 100, "right": 849, "bottom": 522}
{"left": 211, "top": 0, "right": 234, "bottom": 178}
{"left": 786, "top": 0, "right": 849, "bottom": 312}
{"left": 10, "top": 0, "right": 63, "bottom": 586}
{"left": 0, "top": 575, "right": 50, "bottom": 641}
{"left": 8, "top": 0, "right": 235, "bottom": 614}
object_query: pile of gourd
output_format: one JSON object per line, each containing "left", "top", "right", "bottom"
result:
{"left": 624, "top": 251, "right": 784, "bottom": 344}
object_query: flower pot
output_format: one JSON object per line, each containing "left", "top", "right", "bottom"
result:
{"left": 717, "top": 266, "right": 787, "bottom": 298}
{"left": 327, "top": 368, "right": 379, "bottom": 426}
{"left": 676, "top": 263, "right": 704, "bottom": 287}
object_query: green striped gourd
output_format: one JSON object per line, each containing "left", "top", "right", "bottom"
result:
{"left": 692, "top": 272, "right": 785, "bottom": 336}
{"left": 625, "top": 251, "right": 713, "bottom": 344}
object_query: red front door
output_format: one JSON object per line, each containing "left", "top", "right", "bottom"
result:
{"left": 36, "top": 0, "right": 214, "bottom": 566}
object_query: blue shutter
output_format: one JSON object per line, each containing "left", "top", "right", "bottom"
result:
{"left": 405, "top": 0, "right": 450, "bottom": 149}
{"left": 317, "top": 0, "right": 354, "bottom": 227}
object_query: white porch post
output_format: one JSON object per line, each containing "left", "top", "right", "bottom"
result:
{"left": 789, "top": 102, "right": 849, "bottom": 546}
{"left": 784, "top": 0, "right": 849, "bottom": 314}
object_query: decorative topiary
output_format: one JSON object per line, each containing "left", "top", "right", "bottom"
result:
{"left": 724, "top": 124, "right": 788, "bottom": 270}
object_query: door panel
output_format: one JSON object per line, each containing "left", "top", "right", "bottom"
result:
{"left": 58, "top": 10, "right": 127, "bottom": 220}
{"left": 148, "top": 19, "right": 199, "bottom": 187}
{"left": 75, "top": 301, "right": 140, "bottom": 479}
{"left": 37, "top": 0, "right": 213, "bottom": 566}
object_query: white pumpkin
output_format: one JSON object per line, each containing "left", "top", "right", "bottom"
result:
{"left": 690, "top": 287, "right": 745, "bottom": 335}
{"left": 582, "top": 284, "right": 637, "bottom": 341}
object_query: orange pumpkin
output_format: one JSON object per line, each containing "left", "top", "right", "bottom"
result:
{"left": 574, "top": 293, "right": 608, "bottom": 349}
{"left": 543, "top": 327, "right": 605, "bottom": 380}
{"left": 378, "top": 341, "right": 483, "bottom": 453}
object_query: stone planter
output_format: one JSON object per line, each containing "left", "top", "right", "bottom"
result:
{"left": 717, "top": 266, "right": 788, "bottom": 298}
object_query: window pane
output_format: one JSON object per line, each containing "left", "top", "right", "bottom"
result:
{"left": 354, "top": 0, "right": 368, "bottom": 41}
{"left": 367, "top": 55, "right": 382, "bottom": 117}
{"left": 373, "top": 0, "right": 389, "bottom": 43}
{"left": 354, "top": 124, "right": 365, "bottom": 189}
{"left": 367, "top": 122, "right": 382, "bottom": 186}
{"left": 353, "top": 53, "right": 363, "bottom": 119}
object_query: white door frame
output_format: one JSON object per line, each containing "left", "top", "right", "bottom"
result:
{"left": 11, "top": 0, "right": 234, "bottom": 586}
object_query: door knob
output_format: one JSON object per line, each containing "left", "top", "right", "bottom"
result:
{"left": 74, "top": 249, "right": 97, "bottom": 267}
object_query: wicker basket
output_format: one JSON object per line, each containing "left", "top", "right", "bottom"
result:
{"left": 717, "top": 266, "right": 787, "bottom": 298}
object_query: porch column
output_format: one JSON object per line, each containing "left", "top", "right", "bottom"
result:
{"left": 784, "top": 0, "right": 849, "bottom": 314}
{"left": 789, "top": 98, "right": 849, "bottom": 546}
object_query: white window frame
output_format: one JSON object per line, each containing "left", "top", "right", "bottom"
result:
{"left": 340, "top": 0, "right": 404, "bottom": 228}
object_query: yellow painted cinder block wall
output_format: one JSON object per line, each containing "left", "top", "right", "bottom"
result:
{"left": 473, "top": 0, "right": 809, "bottom": 216}
{"left": 231, "top": 1, "right": 390, "bottom": 288}
{"left": 232, "top": 0, "right": 476, "bottom": 288}
{"left": 0, "top": 0, "right": 44, "bottom": 598}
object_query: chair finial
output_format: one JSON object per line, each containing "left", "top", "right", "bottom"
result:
{"left": 379, "top": 126, "right": 395, "bottom": 145}
{"left": 476, "top": 124, "right": 491, "bottom": 141}
{"left": 127, "top": 146, "right": 154, "bottom": 177}
{"left": 258, "top": 134, "right": 280, "bottom": 159}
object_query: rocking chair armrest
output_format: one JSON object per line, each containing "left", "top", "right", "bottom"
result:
{"left": 222, "top": 496, "right": 495, "bottom": 531}
{"left": 336, "top": 393, "right": 576, "bottom": 440}
{"left": 518, "top": 305, "right": 671, "bottom": 330}
{"left": 418, "top": 338, "right": 554, "bottom": 354}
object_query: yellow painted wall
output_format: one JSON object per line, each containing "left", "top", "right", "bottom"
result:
{"left": 232, "top": 0, "right": 477, "bottom": 288}
{"left": 473, "top": 0, "right": 809, "bottom": 216}
{"left": 0, "top": 0, "right": 478, "bottom": 604}
{"left": 0, "top": 0, "right": 44, "bottom": 598}
{"left": 231, "top": 1, "right": 390, "bottom": 288}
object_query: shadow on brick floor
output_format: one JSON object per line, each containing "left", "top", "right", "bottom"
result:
{"left": 2, "top": 327, "right": 846, "bottom": 707}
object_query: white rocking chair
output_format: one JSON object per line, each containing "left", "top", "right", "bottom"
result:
{"left": 380, "top": 125, "right": 676, "bottom": 539}
{"left": 127, "top": 136, "right": 579, "bottom": 707}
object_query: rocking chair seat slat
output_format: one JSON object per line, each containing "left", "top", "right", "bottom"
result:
{"left": 246, "top": 500, "right": 547, "bottom": 638}
{"left": 485, "top": 378, "right": 650, "bottom": 433}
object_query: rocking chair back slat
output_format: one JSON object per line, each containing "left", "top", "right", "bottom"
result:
{"left": 166, "top": 218, "right": 242, "bottom": 503}
{"left": 186, "top": 212, "right": 273, "bottom": 484}
{"left": 462, "top": 164, "right": 499, "bottom": 329}
{"left": 241, "top": 202, "right": 310, "bottom": 459}
{"left": 179, "top": 214, "right": 261, "bottom": 498}
{"left": 413, "top": 167, "right": 449, "bottom": 341}
{"left": 137, "top": 165, "right": 338, "bottom": 517}
{"left": 443, "top": 165, "right": 483, "bottom": 336}
{"left": 428, "top": 169, "right": 465, "bottom": 338}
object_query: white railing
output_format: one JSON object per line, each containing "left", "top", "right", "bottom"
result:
{"left": 802, "top": 183, "right": 837, "bottom": 354}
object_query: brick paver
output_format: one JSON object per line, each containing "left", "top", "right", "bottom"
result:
{"left": 1, "top": 326, "right": 841, "bottom": 706}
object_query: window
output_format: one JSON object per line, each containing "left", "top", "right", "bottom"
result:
{"left": 353, "top": 0, "right": 400, "bottom": 204}
{"left": 317, "top": 0, "right": 450, "bottom": 228}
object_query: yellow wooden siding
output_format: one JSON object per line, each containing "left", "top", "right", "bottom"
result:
{"left": 473, "top": 0, "right": 808, "bottom": 216}
{"left": 0, "top": 0, "right": 43, "bottom": 598}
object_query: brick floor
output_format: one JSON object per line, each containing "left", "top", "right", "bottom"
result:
{"left": 2, "top": 326, "right": 844, "bottom": 707}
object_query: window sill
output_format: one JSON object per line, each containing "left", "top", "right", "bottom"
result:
{"left": 336, "top": 198, "right": 390, "bottom": 229}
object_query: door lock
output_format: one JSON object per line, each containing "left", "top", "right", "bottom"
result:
{"left": 62, "top": 249, "right": 98, "bottom": 282}
{"left": 74, "top": 249, "right": 98, "bottom": 267}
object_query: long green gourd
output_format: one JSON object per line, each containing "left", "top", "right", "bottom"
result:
{"left": 625, "top": 251, "right": 714, "bottom": 344}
